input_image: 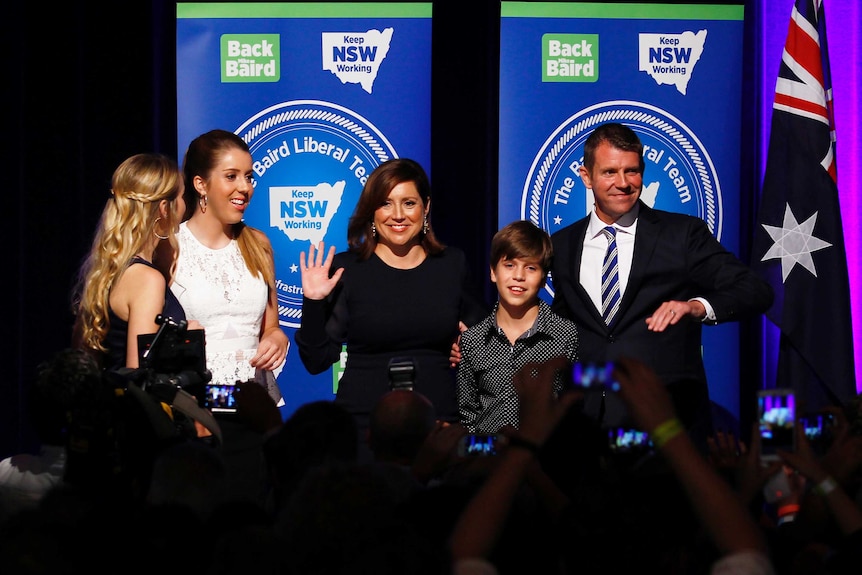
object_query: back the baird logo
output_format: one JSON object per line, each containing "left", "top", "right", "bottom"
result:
{"left": 221, "top": 33, "right": 280, "bottom": 82}
{"left": 542, "top": 33, "right": 599, "bottom": 82}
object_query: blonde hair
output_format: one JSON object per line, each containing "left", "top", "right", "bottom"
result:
{"left": 72, "top": 153, "right": 183, "bottom": 356}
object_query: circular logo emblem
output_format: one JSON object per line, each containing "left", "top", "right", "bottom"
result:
{"left": 523, "top": 100, "right": 721, "bottom": 299}
{"left": 236, "top": 100, "right": 396, "bottom": 328}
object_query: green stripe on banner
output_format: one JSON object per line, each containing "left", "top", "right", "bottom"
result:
{"left": 177, "top": 2, "right": 432, "bottom": 19}
{"left": 501, "top": 2, "right": 743, "bottom": 21}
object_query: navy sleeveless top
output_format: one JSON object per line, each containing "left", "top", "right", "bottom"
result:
{"left": 103, "top": 257, "right": 186, "bottom": 370}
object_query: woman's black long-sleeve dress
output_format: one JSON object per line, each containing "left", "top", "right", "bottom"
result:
{"left": 295, "top": 247, "right": 487, "bottom": 429}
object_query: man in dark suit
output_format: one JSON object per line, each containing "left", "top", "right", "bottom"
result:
{"left": 551, "top": 123, "right": 774, "bottom": 446}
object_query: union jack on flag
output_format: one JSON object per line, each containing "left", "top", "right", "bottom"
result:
{"left": 752, "top": 0, "right": 856, "bottom": 409}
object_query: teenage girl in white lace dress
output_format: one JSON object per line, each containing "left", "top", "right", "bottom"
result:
{"left": 173, "top": 129, "right": 288, "bottom": 407}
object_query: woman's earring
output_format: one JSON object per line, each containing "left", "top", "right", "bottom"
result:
{"left": 371, "top": 221, "right": 377, "bottom": 238}
{"left": 153, "top": 217, "right": 169, "bottom": 241}
{"left": 423, "top": 215, "right": 429, "bottom": 235}
{"left": 199, "top": 195, "right": 208, "bottom": 214}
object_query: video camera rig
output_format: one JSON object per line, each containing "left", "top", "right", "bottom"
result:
{"left": 108, "top": 314, "right": 221, "bottom": 444}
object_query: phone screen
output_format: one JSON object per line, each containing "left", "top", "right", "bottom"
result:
{"left": 203, "top": 384, "right": 238, "bottom": 412}
{"left": 457, "top": 434, "right": 498, "bottom": 457}
{"left": 758, "top": 389, "right": 795, "bottom": 460}
{"left": 571, "top": 361, "right": 618, "bottom": 392}
{"left": 607, "top": 427, "right": 653, "bottom": 454}
{"left": 801, "top": 412, "right": 835, "bottom": 455}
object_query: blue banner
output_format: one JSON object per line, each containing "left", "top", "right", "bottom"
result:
{"left": 499, "top": 2, "right": 745, "bottom": 422}
{"left": 177, "top": 3, "right": 432, "bottom": 417}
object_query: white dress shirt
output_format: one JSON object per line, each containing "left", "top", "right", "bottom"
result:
{"left": 578, "top": 203, "right": 716, "bottom": 322}
{"left": 579, "top": 205, "right": 638, "bottom": 314}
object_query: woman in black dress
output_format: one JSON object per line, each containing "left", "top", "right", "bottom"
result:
{"left": 296, "top": 158, "right": 487, "bottom": 452}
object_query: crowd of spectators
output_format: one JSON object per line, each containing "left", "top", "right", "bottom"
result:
{"left": 1, "top": 348, "right": 860, "bottom": 575}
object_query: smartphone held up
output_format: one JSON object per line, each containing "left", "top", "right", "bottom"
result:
{"left": 757, "top": 389, "right": 796, "bottom": 461}
{"left": 458, "top": 433, "right": 499, "bottom": 457}
{"left": 570, "top": 360, "right": 619, "bottom": 393}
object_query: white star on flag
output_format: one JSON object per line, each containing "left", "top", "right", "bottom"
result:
{"left": 760, "top": 203, "right": 831, "bottom": 282}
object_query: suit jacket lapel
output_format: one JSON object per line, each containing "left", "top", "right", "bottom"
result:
{"left": 569, "top": 217, "right": 606, "bottom": 327}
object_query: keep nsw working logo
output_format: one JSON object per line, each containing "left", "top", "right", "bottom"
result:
{"left": 236, "top": 100, "right": 397, "bottom": 328}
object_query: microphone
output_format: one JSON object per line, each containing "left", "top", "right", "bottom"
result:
{"left": 142, "top": 314, "right": 190, "bottom": 367}
{"left": 155, "top": 314, "right": 189, "bottom": 332}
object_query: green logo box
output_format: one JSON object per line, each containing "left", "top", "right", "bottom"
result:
{"left": 221, "top": 34, "right": 280, "bottom": 83}
{"left": 542, "top": 33, "right": 598, "bottom": 82}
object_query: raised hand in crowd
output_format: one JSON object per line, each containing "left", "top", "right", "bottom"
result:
{"left": 707, "top": 422, "right": 784, "bottom": 507}
{"left": 611, "top": 356, "right": 773, "bottom": 571}
{"left": 410, "top": 420, "right": 467, "bottom": 485}
{"left": 815, "top": 405, "right": 862, "bottom": 487}
{"left": 778, "top": 421, "right": 862, "bottom": 538}
{"left": 449, "top": 356, "right": 577, "bottom": 569}
{"left": 233, "top": 379, "right": 283, "bottom": 435}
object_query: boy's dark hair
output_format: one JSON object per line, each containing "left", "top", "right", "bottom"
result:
{"left": 490, "top": 220, "right": 553, "bottom": 280}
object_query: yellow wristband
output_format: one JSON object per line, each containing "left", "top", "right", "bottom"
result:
{"left": 813, "top": 476, "right": 838, "bottom": 497}
{"left": 650, "top": 418, "right": 684, "bottom": 448}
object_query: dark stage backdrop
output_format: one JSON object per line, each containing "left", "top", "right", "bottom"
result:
{"left": 5, "top": 0, "right": 754, "bottom": 459}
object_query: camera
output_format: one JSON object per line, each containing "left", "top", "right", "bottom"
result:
{"left": 388, "top": 357, "right": 416, "bottom": 391}
{"left": 571, "top": 360, "right": 618, "bottom": 392}
{"left": 134, "top": 314, "right": 212, "bottom": 407}
{"left": 458, "top": 433, "right": 499, "bottom": 457}
{"left": 103, "top": 314, "right": 216, "bottom": 457}
{"left": 138, "top": 315, "right": 207, "bottom": 375}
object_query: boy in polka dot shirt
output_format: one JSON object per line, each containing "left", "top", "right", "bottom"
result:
{"left": 457, "top": 220, "right": 579, "bottom": 432}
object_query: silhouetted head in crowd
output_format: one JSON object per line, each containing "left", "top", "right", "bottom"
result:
{"left": 368, "top": 389, "right": 436, "bottom": 466}
{"left": 263, "top": 400, "right": 358, "bottom": 512}
{"left": 29, "top": 348, "right": 103, "bottom": 448}
{"left": 146, "top": 439, "right": 228, "bottom": 521}
{"left": 277, "top": 462, "right": 439, "bottom": 575}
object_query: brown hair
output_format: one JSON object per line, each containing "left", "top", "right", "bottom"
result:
{"left": 346, "top": 158, "right": 445, "bottom": 260}
{"left": 490, "top": 220, "right": 553, "bottom": 280}
{"left": 582, "top": 122, "right": 645, "bottom": 173}
{"left": 181, "top": 129, "right": 275, "bottom": 291}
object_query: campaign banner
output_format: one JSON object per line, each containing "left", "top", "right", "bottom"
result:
{"left": 177, "top": 3, "right": 432, "bottom": 416}
{"left": 499, "top": 2, "right": 746, "bottom": 422}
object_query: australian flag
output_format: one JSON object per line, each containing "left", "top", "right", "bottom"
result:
{"left": 753, "top": 0, "right": 856, "bottom": 411}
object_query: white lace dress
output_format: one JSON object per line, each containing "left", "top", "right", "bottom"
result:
{"left": 172, "top": 222, "right": 284, "bottom": 405}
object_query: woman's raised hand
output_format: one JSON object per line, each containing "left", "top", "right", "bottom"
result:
{"left": 299, "top": 241, "right": 344, "bottom": 300}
